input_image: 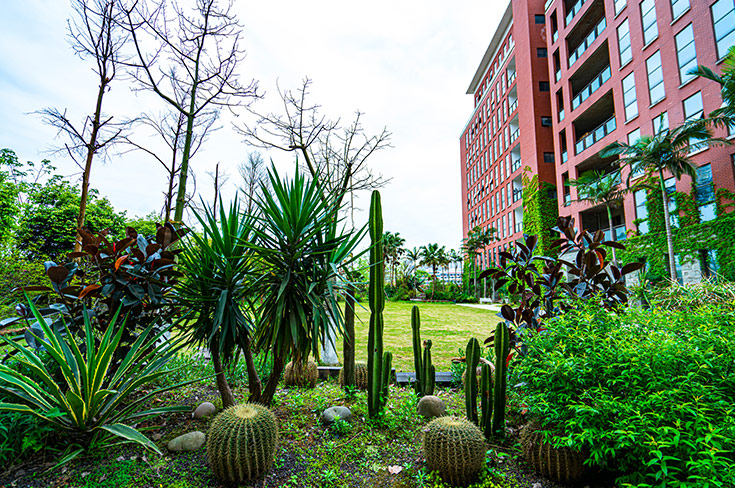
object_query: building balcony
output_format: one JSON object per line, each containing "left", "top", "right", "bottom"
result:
{"left": 571, "top": 65, "right": 611, "bottom": 110}
{"left": 509, "top": 98, "right": 518, "bottom": 115}
{"left": 604, "top": 225, "right": 627, "bottom": 241}
{"left": 575, "top": 115, "right": 616, "bottom": 154}
{"left": 565, "top": 0, "right": 589, "bottom": 26}
{"left": 511, "top": 158, "right": 522, "bottom": 172}
{"left": 580, "top": 205, "right": 626, "bottom": 241}
{"left": 512, "top": 188, "right": 522, "bottom": 203}
{"left": 514, "top": 222, "right": 523, "bottom": 234}
{"left": 510, "top": 128, "right": 519, "bottom": 144}
{"left": 568, "top": 17, "right": 606, "bottom": 68}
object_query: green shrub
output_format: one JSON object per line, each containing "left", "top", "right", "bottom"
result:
{"left": 0, "top": 249, "right": 48, "bottom": 319}
{"left": 514, "top": 303, "right": 735, "bottom": 487}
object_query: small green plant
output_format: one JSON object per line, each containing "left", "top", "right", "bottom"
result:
{"left": 0, "top": 299, "right": 195, "bottom": 459}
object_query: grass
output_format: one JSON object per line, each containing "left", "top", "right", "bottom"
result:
{"left": 341, "top": 301, "right": 499, "bottom": 372}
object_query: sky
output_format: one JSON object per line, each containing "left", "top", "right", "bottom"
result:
{"left": 0, "top": 0, "right": 502, "bottom": 251}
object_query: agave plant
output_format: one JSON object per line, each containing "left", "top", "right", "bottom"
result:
{"left": 0, "top": 298, "right": 196, "bottom": 459}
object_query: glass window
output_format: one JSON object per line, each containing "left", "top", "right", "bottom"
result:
{"left": 622, "top": 73, "right": 638, "bottom": 120}
{"left": 665, "top": 177, "right": 679, "bottom": 228}
{"left": 672, "top": 0, "right": 689, "bottom": 19}
{"left": 653, "top": 112, "right": 669, "bottom": 134}
{"left": 712, "top": 0, "right": 735, "bottom": 59}
{"left": 537, "top": 48, "right": 548, "bottom": 58}
{"left": 615, "top": 0, "right": 627, "bottom": 14}
{"left": 618, "top": 20, "right": 633, "bottom": 66}
{"left": 675, "top": 25, "right": 697, "bottom": 84}
{"left": 541, "top": 116, "right": 553, "bottom": 127}
{"left": 641, "top": 0, "right": 659, "bottom": 45}
{"left": 535, "top": 14, "right": 545, "bottom": 24}
{"left": 696, "top": 163, "right": 717, "bottom": 221}
{"left": 539, "top": 81, "right": 550, "bottom": 92}
{"left": 628, "top": 128, "right": 641, "bottom": 145}
{"left": 683, "top": 91, "right": 704, "bottom": 120}
{"left": 646, "top": 51, "right": 665, "bottom": 104}
{"left": 634, "top": 189, "right": 649, "bottom": 234}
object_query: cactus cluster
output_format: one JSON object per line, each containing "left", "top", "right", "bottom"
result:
{"left": 520, "top": 422, "right": 587, "bottom": 484}
{"left": 339, "top": 362, "right": 368, "bottom": 390}
{"left": 411, "top": 305, "right": 435, "bottom": 397}
{"left": 284, "top": 360, "right": 318, "bottom": 388}
{"left": 422, "top": 416, "right": 487, "bottom": 487}
{"left": 464, "top": 322, "right": 510, "bottom": 439}
{"left": 367, "top": 190, "right": 392, "bottom": 418}
{"left": 207, "top": 403, "right": 278, "bottom": 483}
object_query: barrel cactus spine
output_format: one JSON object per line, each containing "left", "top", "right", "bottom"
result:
{"left": 207, "top": 403, "right": 278, "bottom": 483}
{"left": 339, "top": 362, "right": 368, "bottom": 390}
{"left": 283, "top": 360, "right": 318, "bottom": 388}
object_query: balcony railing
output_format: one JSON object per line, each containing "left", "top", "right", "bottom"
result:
{"left": 568, "top": 17, "right": 607, "bottom": 67}
{"left": 512, "top": 189, "right": 523, "bottom": 202}
{"left": 509, "top": 99, "right": 518, "bottom": 114}
{"left": 508, "top": 71, "right": 517, "bottom": 85}
{"left": 514, "top": 222, "right": 523, "bottom": 234}
{"left": 603, "top": 224, "right": 627, "bottom": 241}
{"left": 510, "top": 128, "right": 519, "bottom": 144}
{"left": 575, "top": 115, "right": 616, "bottom": 154}
{"left": 565, "top": 0, "right": 588, "bottom": 26}
{"left": 511, "top": 158, "right": 522, "bottom": 172}
{"left": 571, "top": 65, "right": 611, "bottom": 110}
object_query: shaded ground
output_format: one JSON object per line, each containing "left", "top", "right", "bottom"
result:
{"left": 0, "top": 379, "right": 614, "bottom": 488}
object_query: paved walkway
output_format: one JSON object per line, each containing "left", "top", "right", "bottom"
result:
{"left": 456, "top": 303, "right": 502, "bottom": 311}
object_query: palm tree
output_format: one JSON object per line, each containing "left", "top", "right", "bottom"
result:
{"left": 462, "top": 226, "right": 497, "bottom": 297}
{"left": 448, "top": 249, "right": 462, "bottom": 284}
{"left": 566, "top": 169, "right": 629, "bottom": 265}
{"left": 601, "top": 120, "right": 728, "bottom": 281}
{"left": 690, "top": 46, "right": 735, "bottom": 131}
{"left": 420, "top": 243, "right": 446, "bottom": 300}
{"left": 382, "top": 231, "right": 405, "bottom": 285}
{"left": 405, "top": 246, "right": 421, "bottom": 271}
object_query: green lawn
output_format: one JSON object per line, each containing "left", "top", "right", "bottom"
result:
{"left": 339, "top": 301, "right": 499, "bottom": 372}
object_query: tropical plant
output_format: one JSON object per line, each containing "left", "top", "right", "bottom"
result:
{"left": 248, "top": 167, "right": 364, "bottom": 406}
{"left": 176, "top": 200, "right": 259, "bottom": 408}
{"left": 420, "top": 243, "right": 449, "bottom": 300}
{"left": 690, "top": 46, "right": 735, "bottom": 131}
{"left": 382, "top": 231, "right": 405, "bottom": 286}
{"left": 462, "top": 226, "right": 497, "bottom": 298}
{"left": 0, "top": 299, "right": 195, "bottom": 460}
{"left": 566, "top": 169, "right": 628, "bottom": 265}
{"left": 410, "top": 306, "right": 434, "bottom": 397}
{"left": 600, "top": 120, "right": 728, "bottom": 281}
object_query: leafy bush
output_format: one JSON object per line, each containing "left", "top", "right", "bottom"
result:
{"left": 514, "top": 303, "right": 735, "bottom": 487}
{"left": 0, "top": 407, "right": 56, "bottom": 468}
{"left": 0, "top": 249, "right": 48, "bottom": 319}
{"left": 0, "top": 300, "right": 197, "bottom": 459}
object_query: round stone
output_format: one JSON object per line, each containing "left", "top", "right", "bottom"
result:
{"left": 193, "top": 401, "right": 216, "bottom": 419}
{"left": 320, "top": 406, "right": 352, "bottom": 425}
{"left": 417, "top": 395, "right": 446, "bottom": 418}
{"left": 167, "top": 431, "right": 206, "bottom": 452}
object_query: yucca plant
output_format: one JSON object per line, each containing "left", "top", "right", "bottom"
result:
{"left": 248, "top": 166, "right": 364, "bottom": 406}
{"left": 0, "top": 298, "right": 196, "bottom": 460}
{"left": 177, "top": 199, "right": 261, "bottom": 408}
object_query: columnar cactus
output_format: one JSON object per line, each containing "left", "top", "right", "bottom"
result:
{"left": 411, "top": 305, "right": 435, "bottom": 396}
{"left": 207, "top": 403, "right": 278, "bottom": 483}
{"left": 492, "top": 322, "right": 510, "bottom": 436}
{"left": 464, "top": 338, "right": 480, "bottom": 424}
{"left": 479, "top": 363, "right": 493, "bottom": 439}
{"left": 367, "top": 190, "right": 392, "bottom": 418}
{"left": 423, "top": 416, "right": 487, "bottom": 486}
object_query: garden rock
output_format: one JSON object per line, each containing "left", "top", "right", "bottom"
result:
{"left": 417, "top": 395, "right": 445, "bottom": 418}
{"left": 193, "top": 401, "right": 216, "bottom": 419}
{"left": 167, "top": 431, "right": 206, "bottom": 452}
{"left": 320, "top": 406, "right": 352, "bottom": 425}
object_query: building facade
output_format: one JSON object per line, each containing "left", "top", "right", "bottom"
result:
{"left": 461, "top": 0, "right": 735, "bottom": 281}
{"left": 459, "top": 0, "right": 557, "bottom": 268}
{"left": 546, "top": 0, "right": 735, "bottom": 241}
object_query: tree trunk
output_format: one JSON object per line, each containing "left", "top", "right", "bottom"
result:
{"left": 343, "top": 286, "right": 356, "bottom": 389}
{"left": 242, "top": 331, "right": 262, "bottom": 403}
{"left": 74, "top": 80, "right": 107, "bottom": 252}
{"left": 605, "top": 204, "right": 617, "bottom": 266}
{"left": 211, "top": 346, "right": 236, "bottom": 408}
{"left": 659, "top": 170, "right": 678, "bottom": 282}
{"left": 259, "top": 351, "right": 285, "bottom": 406}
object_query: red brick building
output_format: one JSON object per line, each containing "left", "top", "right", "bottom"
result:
{"left": 461, "top": 0, "right": 735, "bottom": 280}
{"left": 459, "top": 0, "right": 557, "bottom": 268}
{"left": 546, "top": 0, "right": 735, "bottom": 239}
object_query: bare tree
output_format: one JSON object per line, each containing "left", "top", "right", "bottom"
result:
{"left": 122, "top": 0, "right": 259, "bottom": 222}
{"left": 37, "top": 0, "right": 130, "bottom": 251}
{"left": 236, "top": 78, "right": 391, "bottom": 214}
{"left": 122, "top": 104, "right": 217, "bottom": 221}
{"left": 238, "top": 151, "right": 269, "bottom": 214}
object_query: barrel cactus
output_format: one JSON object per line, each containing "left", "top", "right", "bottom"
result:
{"left": 423, "top": 416, "right": 487, "bottom": 486}
{"left": 284, "top": 360, "right": 318, "bottom": 388}
{"left": 207, "top": 403, "right": 278, "bottom": 483}
{"left": 520, "top": 422, "right": 587, "bottom": 484}
{"left": 339, "top": 362, "right": 368, "bottom": 390}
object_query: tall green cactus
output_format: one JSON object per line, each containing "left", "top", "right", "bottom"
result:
{"left": 464, "top": 337, "right": 480, "bottom": 424}
{"left": 479, "top": 363, "right": 493, "bottom": 439}
{"left": 367, "top": 190, "right": 391, "bottom": 418}
{"left": 493, "top": 322, "right": 510, "bottom": 436}
{"left": 411, "top": 305, "right": 435, "bottom": 396}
